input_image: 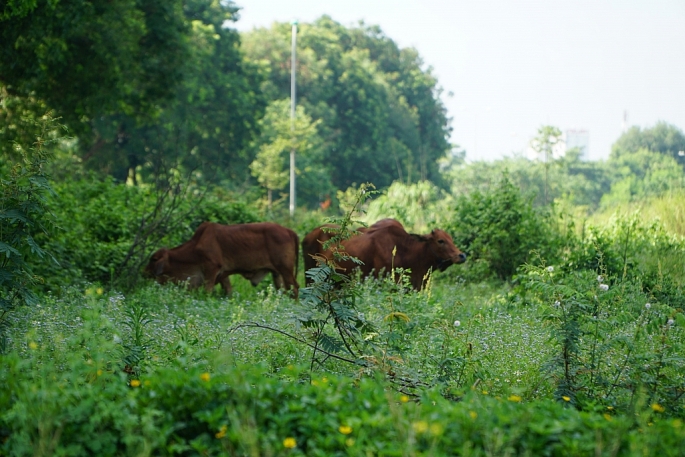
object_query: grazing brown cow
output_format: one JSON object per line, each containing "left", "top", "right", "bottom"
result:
{"left": 301, "top": 218, "right": 403, "bottom": 284}
{"left": 302, "top": 218, "right": 465, "bottom": 290}
{"left": 145, "top": 222, "right": 299, "bottom": 297}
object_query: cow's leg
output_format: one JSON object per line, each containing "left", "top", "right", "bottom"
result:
{"left": 203, "top": 263, "right": 222, "bottom": 293}
{"left": 272, "top": 272, "right": 285, "bottom": 289}
{"left": 218, "top": 272, "right": 233, "bottom": 295}
{"left": 276, "top": 268, "right": 299, "bottom": 299}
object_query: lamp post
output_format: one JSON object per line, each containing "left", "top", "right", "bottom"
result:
{"left": 289, "top": 20, "right": 297, "bottom": 217}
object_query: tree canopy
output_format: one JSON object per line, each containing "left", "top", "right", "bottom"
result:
{"left": 611, "top": 122, "right": 685, "bottom": 168}
{"left": 241, "top": 16, "right": 452, "bottom": 194}
{"left": 1, "top": 0, "right": 267, "bottom": 184}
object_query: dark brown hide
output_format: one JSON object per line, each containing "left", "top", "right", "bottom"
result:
{"left": 145, "top": 222, "right": 299, "bottom": 297}
{"left": 301, "top": 218, "right": 403, "bottom": 285}
{"left": 302, "top": 219, "right": 465, "bottom": 290}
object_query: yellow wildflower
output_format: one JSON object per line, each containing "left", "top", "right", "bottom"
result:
{"left": 97, "top": 369, "right": 103, "bottom": 376}
{"left": 345, "top": 438, "right": 355, "bottom": 447}
{"left": 400, "top": 395, "right": 410, "bottom": 403}
{"left": 412, "top": 421, "right": 428, "bottom": 434}
{"left": 384, "top": 311, "right": 410, "bottom": 323}
{"left": 215, "top": 425, "right": 227, "bottom": 439}
{"left": 603, "top": 413, "right": 612, "bottom": 421}
{"left": 652, "top": 403, "right": 665, "bottom": 413}
{"left": 429, "top": 423, "right": 444, "bottom": 436}
{"left": 96, "top": 287, "right": 104, "bottom": 295}
{"left": 339, "top": 425, "right": 352, "bottom": 435}
{"left": 130, "top": 379, "right": 141, "bottom": 387}
{"left": 508, "top": 395, "right": 522, "bottom": 402}
{"left": 283, "top": 437, "right": 297, "bottom": 449}
{"left": 28, "top": 342, "right": 38, "bottom": 350}
{"left": 482, "top": 390, "right": 488, "bottom": 395}
{"left": 469, "top": 411, "right": 478, "bottom": 420}
{"left": 200, "top": 372, "right": 211, "bottom": 382}
{"left": 562, "top": 396, "right": 571, "bottom": 402}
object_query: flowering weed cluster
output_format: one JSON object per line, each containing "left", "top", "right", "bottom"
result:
{"left": 517, "top": 262, "right": 685, "bottom": 415}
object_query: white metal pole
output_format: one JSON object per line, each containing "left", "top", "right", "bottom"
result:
{"left": 289, "top": 21, "right": 297, "bottom": 217}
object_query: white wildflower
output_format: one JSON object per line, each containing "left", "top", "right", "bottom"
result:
{"left": 599, "top": 284, "right": 609, "bottom": 291}
{"left": 553, "top": 301, "right": 561, "bottom": 308}
{"left": 454, "top": 320, "right": 461, "bottom": 327}
{"left": 113, "top": 334, "right": 122, "bottom": 344}
{"left": 667, "top": 319, "right": 675, "bottom": 327}
{"left": 645, "top": 303, "right": 651, "bottom": 309}
{"left": 547, "top": 266, "right": 554, "bottom": 273}
{"left": 597, "top": 275, "right": 603, "bottom": 282}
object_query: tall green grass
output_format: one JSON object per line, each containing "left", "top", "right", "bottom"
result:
{"left": 590, "top": 189, "right": 685, "bottom": 238}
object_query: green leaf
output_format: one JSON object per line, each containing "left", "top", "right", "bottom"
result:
{"left": 0, "top": 242, "right": 21, "bottom": 258}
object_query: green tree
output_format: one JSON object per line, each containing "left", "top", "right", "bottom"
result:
{"left": 1, "top": 0, "right": 266, "bottom": 186}
{"left": 446, "top": 153, "right": 611, "bottom": 212}
{"left": 250, "top": 99, "right": 330, "bottom": 209}
{"left": 530, "top": 125, "right": 563, "bottom": 205}
{"left": 601, "top": 148, "right": 685, "bottom": 207}
{"left": 78, "top": 0, "right": 266, "bottom": 185}
{"left": 611, "top": 122, "right": 685, "bottom": 168}
{"left": 241, "top": 16, "right": 451, "bottom": 192}
{"left": 0, "top": 0, "right": 190, "bottom": 135}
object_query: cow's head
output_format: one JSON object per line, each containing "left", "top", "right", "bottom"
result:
{"left": 420, "top": 229, "right": 467, "bottom": 271}
{"left": 144, "top": 248, "right": 170, "bottom": 281}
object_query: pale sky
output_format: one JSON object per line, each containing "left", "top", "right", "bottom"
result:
{"left": 232, "top": 0, "right": 685, "bottom": 162}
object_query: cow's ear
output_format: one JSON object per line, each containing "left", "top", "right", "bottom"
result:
{"left": 410, "top": 233, "right": 429, "bottom": 242}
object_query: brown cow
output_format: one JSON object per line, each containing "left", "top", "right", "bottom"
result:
{"left": 302, "top": 218, "right": 466, "bottom": 290}
{"left": 301, "top": 218, "right": 403, "bottom": 285}
{"left": 145, "top": 222, "right": 299, "bottom": 297}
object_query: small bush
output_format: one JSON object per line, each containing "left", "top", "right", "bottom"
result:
{"left": 449, "top": 173, "right": 567, "bottom": 281}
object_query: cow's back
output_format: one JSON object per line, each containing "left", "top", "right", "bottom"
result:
{"left": 198, "top": 222, "right": 296, "bottom": 271}
{"left": 343, "top": 223, "right": 408, "bottom": 274}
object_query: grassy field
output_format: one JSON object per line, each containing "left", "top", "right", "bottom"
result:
{"left": 3, "top": 260, "right": 685, "bottom": 455}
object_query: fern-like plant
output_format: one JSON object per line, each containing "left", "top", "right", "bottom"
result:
{"left": 0, "top": 114, "right": 61, "bottom": 351}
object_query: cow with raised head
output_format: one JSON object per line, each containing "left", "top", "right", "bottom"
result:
{"left": 145, "top": 222, "right": 299, "bottom": 297}
{"left": 302, "top": 218, "right": 466, "bottom": 290}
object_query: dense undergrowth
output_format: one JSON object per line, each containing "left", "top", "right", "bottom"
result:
{"left": 3, "top": 165, "right": 685, "bottom": 455}
{"left": 2, "top": 271, "right": 684, "bottom": 455}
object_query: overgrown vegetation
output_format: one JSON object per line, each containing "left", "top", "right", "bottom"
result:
{"left": 2, "top": 6, "right": 685, "bottom": 455}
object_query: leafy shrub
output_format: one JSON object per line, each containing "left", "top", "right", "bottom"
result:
{"left": 567, "top": 213, "right": 685, "bottom": 308}
{"left": 449, "top": 172, "right": 567, "bottom": 281}
{"left": 0, "top": 114, "right": 60, "bottom": 351}
{"left": 362, "top": 180, "right": 452, "bottom": 232}
{"left": 32, "top": 178, "right": 260, "bottom": 290}
{"left": 3, "top": 347, "right": 685, "bottom": 456}
{"left": 516, "top": 263, "right": 685, "bottom": 416}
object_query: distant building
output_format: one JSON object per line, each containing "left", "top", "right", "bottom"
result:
{"left": 564, "top": 129, "right": 590, "bottom": 160}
